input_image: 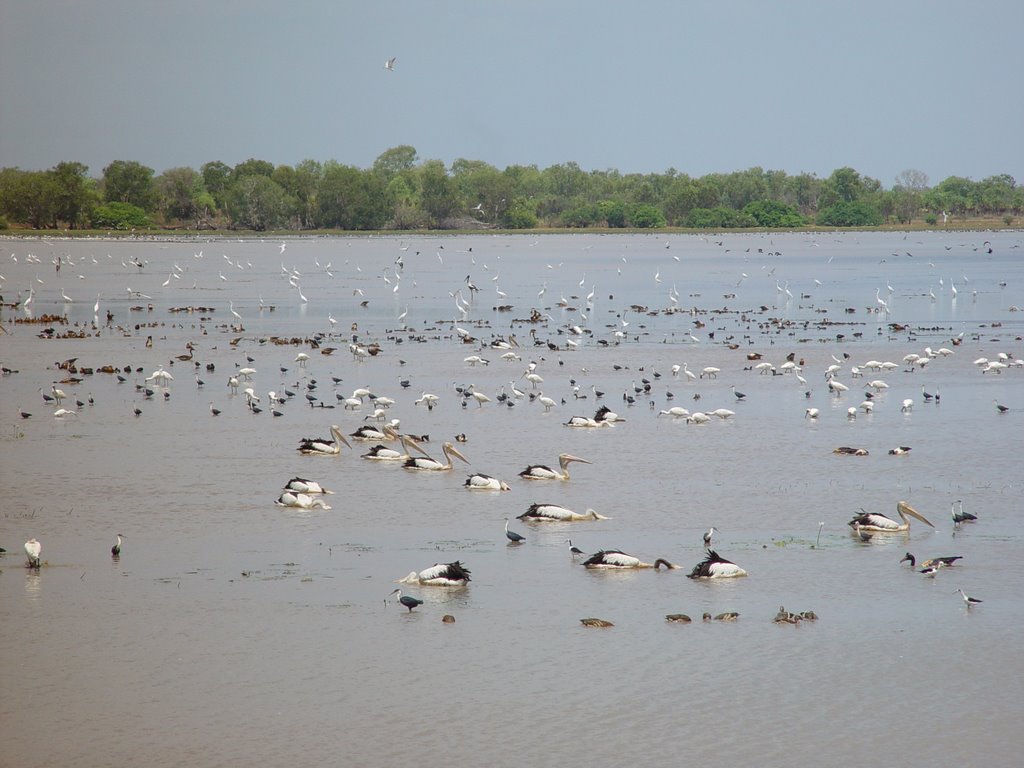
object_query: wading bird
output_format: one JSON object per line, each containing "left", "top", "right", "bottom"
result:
{"left": 955, "top": 588, "right": 982, "bottom": 608}
{"left": 111, "top": 534, "right": 124, "bottom": 557}
{"left": 504, "top": 518, "right": 526, "bottom": 543}
{"left": 24, "top": 538, "right": 41, "bottom": 568}
{"left": 388, "top": 589, "right": 423, "bottom": 612}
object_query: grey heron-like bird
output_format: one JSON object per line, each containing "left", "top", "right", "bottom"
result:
{"left": 504, "top": 518, "right": 526, "bottom": 543}
{"left": 111, "top": 534, "right": 124, "bottom": 557}
{"left": 703, "top": 526, "right": 718, "bottom": 549}
{"left": 389, "top": 589, "right": 423, "bottom": 612}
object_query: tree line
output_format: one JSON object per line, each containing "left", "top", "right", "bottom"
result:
{"left": 0, "top": 146, "right": 1020, "bottom": 232}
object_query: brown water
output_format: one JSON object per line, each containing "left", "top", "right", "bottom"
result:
{"left": 2, "top": 232, "right": 1022, "bottom": 766}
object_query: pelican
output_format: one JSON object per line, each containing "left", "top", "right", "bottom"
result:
{"left": 297, "top": 425, "right": 351, "bottom": 455}
{"left": 283, "top": 477, "right": 333, "bottom": 494}
{"left": 25, "top": 538, "right": 41, "bottom": 568}
{"left": 388, "top": 589, "right": 423, "bottom": 613}
{"left": 111, "top": 534, "right": 124, "bottom": 557}
{"left": 275, "top": 492, "right": 331, "bottom": 509}
{"left": 593, "top": 405, "right": 623, "bottom": 423}
{"left": 397, "top": 561, "right": 471, "bottom": 586}
{"left": 687, "top": 550, "right": 747, "bottom": 578}
{"left": 901, "top": 553, "right": 962, "bottom": 569}
{"left": 504, "top": 518, "right": 526, "bottom": 543}
{"left": 519, "top": 453, "right": 592, "bottom": 481}
{"left": 362, "top": 435, "right": 429, "bottom": 461}
{"left": 518, "top": 503, "right": 608, "bottom": 522}
{"left": 465, "top": 473, "right": 511, "bottom": 491}
{"left": 403, "top": 441, "right": 468, "bottom": 471}
{"left": 582, "top": 550, "right": 677, "bottom": 569}
{"left": 564, "top": 415, "right": 610, "bottom": 428}
{"left": 847, "top": 501, "right": 934, "bottom": 532}
{"left": 349, "top": 423, "right": 399, "bottom": 441}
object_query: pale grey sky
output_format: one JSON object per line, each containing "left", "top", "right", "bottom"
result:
{"left": 1, "top": 0, "right": 1021, "bottom": 186}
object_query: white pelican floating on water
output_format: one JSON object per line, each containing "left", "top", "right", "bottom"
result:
{"left": 847, "top": 501, "right": 934, "bottom": 533}
{"left": 582, "top": 550, "right": 678, "bottom": 569}
{"left": 519, "top": 453, "right": 592, "bottom": 481}
{"left": 349, "top": 423, "right": 399, "bottom": 441}
{"left": 297, "top": 425, "right": 351, "bottom": 455}
{"left": 24, "top": 538, "right": 41, "bottom": 568}
{"left": 464, "top": 473, "right": 511, "bottom": 491}
{"left": 687, "top": 550, "right": 747, "bottom": 578}
{"left": 275, "top": 492, "right": 331, "bottom": 510}
{"left": 518, "top": 503, "right": 608, "bottom": 522}
{"left": 283, "top": 477, "right": 333, "bottom": 494}
{"left": 403, "top": 441, "right": 469, "bottom": 471}
{"left": 361, "top": 435, "right": 429, "bottom": 461}
{"left": 397, "top": 561, "right": 472, "bottom": 586}
{"left": 564, "top": 415, "right": 610, "bottom": 428}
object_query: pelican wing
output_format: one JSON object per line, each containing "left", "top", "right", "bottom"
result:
{"left": 519, "top": 463, "right": 556, "bottom": 479}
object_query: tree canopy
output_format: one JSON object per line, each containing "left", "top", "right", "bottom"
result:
{"left": 1, "top": 150, "right": 1020, "bottom": 231}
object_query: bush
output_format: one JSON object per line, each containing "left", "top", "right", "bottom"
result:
{"left": 742, "top": 200, "right": 804, "bottom": 227}
{"left": 816, "top": 200, "right": 882, "bottom": 227}
{"left": 924, "top": 213, "right": 938, "bottom": 225}
{"left": 501, "top": 203, "right": 537, "bottom": 229}
{"left": 628, "top": 203, "right": 666, "bottom": 228}
{"left": 0, "top": 215, "right": 8, "bottom": 229}
{"left": 686, "top": 206, "right": 756, "bottom": 228}
{"left": 91, "top": 202, "right": 151, "bottom": 229}
{"left": 1003, "top": 214, "right": 1015, "bottom": 226}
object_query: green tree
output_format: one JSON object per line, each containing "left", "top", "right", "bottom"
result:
{"left": 891, "top": 169, "right": 929, "bottom": 224}
{"left": 156, "top": 166, "right": 207, "bottom": 224}
{"left": 316, "top": 163, "right": 386, "bottom": 230}
{"left": 232, "top": 158, "right": 275, "bottom": 180}
{"left": 103, "top": 160, "right": 156, "bottom": 210}
{"left": 50, "top": 161, "right": 96, "bottom": 228}
{"left": 226, "top": 175, "right": 288, "bottom": 230}
{"left": 0, "top": 169, "right": 58, "bottom": 228}
{"left": 201, "top": 161, "right": 232, "bottom": 208}
{"left": 418, "top": 160, "right": 459, "bottom": 225}
{"left": 274, "top": 161, "right": 321, "bottom": 229}
{"left": 372, "top": 145, "right": 418, "bottom": 182}
{"left": 820, "top": 167, "right": 866, "bottom": 208}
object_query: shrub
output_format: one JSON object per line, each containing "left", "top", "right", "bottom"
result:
{"left": 816, "top": 200, "right": 882, "bottom": 227}
{"left": 91, "top": 202, "right": 151, "bottom": 229}
{"left": 924, "top": 213, "right": 938, "bottom": 225}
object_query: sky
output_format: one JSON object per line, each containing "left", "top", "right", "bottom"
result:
{"left": 2, "top": 0, "right": 1022, "bottom": 187}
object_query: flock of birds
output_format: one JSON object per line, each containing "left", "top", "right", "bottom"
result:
{"left": 5, "top": 233, "right": 1016, "bottom": 626}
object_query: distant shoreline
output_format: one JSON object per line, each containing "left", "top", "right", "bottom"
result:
{"left": 1, "top": 219, "right": 1019, "bottom": 241}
